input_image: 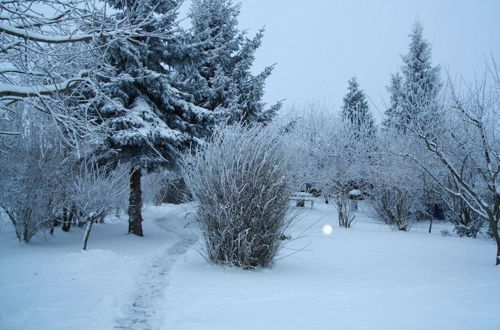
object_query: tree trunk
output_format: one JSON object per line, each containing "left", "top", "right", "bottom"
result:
{"left": 128, "top": 167, "right": 144, "bottom": 237}
{"left": 82, "top": 220, "right": 94, "bottom": 251}
{"left": 496, "top": 241, "right": 500, "bottom": 266}
{"left": 428, "top": 218, "right": 433, "bottom": 234}
{"left": 494, "top": 229, "right": 500, "bottom": 266}
{"left": 23, "top": 224, "right": 28, "bottom": 243}
{"left": 61, "top": 207, "right": 71, "bottom": 232}
{"left": 488, "top": 211, "right": 500, "bottom": 266}
{"left": 491, "top": 218, "right": 500, "bottom": 266}
{"left": 351, "top": 199, "right": 358, "bottom": 211}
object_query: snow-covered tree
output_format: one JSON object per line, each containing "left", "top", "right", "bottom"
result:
{"left": 383, "top": 73, "right": 403, "bottom": 130}
{"left": 341, "top": 77, "right": 375, "bottom": 140}
{"left": 383, "top": 22, "right": 442, "bottom": 134}
{"left": 405, "top": 63, "right": 500, "bottom": 264}
{"left": 380, "top": 23, "right": 445, "bottom": 232}
{"left": 68, "top": 160, "right": 128, "bottom": 250}
{"left": 0, "top": 0, "right": 166, "bottom": 142}
{"left": 91, "top": 0, "right": 213, "bottom": 236}
{"left": 284, "top": 104, "right": 375, "bottom": 228}
{"left": 370, "top": 131, "right": 428, "bottom": 231}
{"left": 176, "top": 0, "right": 281, "bottom": 124}
{"left": 0, "top": 114, "right": 68, "bottom": 242}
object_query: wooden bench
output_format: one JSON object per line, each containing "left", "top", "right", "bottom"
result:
{"left": 290, "top": 194, "right": 315, "bottom": 208}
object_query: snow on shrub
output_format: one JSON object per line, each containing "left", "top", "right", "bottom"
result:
{"left": 370, "top": 185, "right": 417, "bottom": 231}
{"left": 0, "top": 120, "right": 68, "bottom": 243}
{"left": 68, "top": 160, "right": 128, "bottom": 250}
{"left": 183, "top": 125, "right": 292, "bottom": 269}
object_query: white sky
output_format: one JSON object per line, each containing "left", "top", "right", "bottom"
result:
{"left": 181, "top": 0, "right": 500, "bottom": 120}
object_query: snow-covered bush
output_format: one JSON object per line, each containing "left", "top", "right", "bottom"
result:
{"left": 369, "top": 131, "right": 428, "bottom": 232}
{"left": 183, "top": 125, "right": 292, "bottom": 269}
{"left": 370, "top": 185, "right": 416, "bottom": 231}
{"left": 67, "top": 160, "right": 128, "bottom": 250}
{"left": 0, "top": 119, "right": 68, "bottom": 242}
{"left": 442, "top": 177, "right": 484, "bottom": 238}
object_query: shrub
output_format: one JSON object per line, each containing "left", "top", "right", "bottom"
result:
{"left": 371, "top": 185, "right": 418, "bottom": 231}
{"left": 0, "top": 121, "right": 67, "bottom": 242}
{"left": 448, "top": 198, "right": 484, "bottom": 238}
{"left": 183, "top": 125, "right": 292, "bottom": 269}
{"left": 67, "top": 160, "right": 128, "bottom": 250}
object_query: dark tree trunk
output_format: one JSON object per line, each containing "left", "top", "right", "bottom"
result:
{"left": 23, "top": 225, "right": 28, "bottom": 243}
{"left": 428, "top": 218, "right": 433, "bottom": 234}
{"left": 61, "top": 207, "right": 71, "bottom": 232}
{"left": 128, "top": 167, "right": 144, "bottom": 237}
{"left": 496, "top": 241, "right": 500, "bottom": 266}
{"left": 50, "top": 218, "right": 58, "bottom": 235}
{"left": 494, "top": 228, "right": 500, "bottom": 266}
{"left": 491, "top": 218, "right": 500, "bottom": 266}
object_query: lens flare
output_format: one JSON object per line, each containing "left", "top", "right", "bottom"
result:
{"left": 323, "top": 224, "right": 333, "bottom": 235}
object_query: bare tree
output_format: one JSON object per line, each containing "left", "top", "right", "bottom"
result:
{"left": 372, "top": 132, "right": 430, "bottom": 231}
{"left": 67, "top": 160, "right": 128, "bottom": 250}
{"left": 284, "top": 104, "right": 374, "bottom": 228}
{"left": 0, "top": 116, "right": 68, "bottom": 242}
{"left": 0, "top": 0, "right": 167, "bottom": 143}
{"left": 404, "top": 62, "right": 500, "bottom": 265}
{"left": 0, "top": 0, "right": 161, "bottom": 97}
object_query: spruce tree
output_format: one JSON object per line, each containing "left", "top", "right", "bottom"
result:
{"left": 92, "top": 0, "right": 212, "bottom": 236}
{"left": 341, "top": 77, "right": 375, "bottom": 140}
{"left": 382, "top": 22, "right": 444, "bottom": 231}
{"left": 177, "top": 0, "right": 281, "bottom": 124}
{"left": 383, "top": 22, "right": 442, "bottom": 133}
{"left": 383, "top": 73, "right": 403, "bottom": 130}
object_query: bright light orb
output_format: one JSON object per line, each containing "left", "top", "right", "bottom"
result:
{"left": 322, "top": 224, "right": 333, "bottom": 235}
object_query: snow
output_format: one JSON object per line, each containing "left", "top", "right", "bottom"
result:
{"left": 1, "top": 200, "right": 499, "bottom": 330}
{"left": 0, "top": 204, "right": 196, "bottom": 330}
{"left": 0, "top": 79, "right": 81, "bottom": 98}
{"left": 161, "top": 201, "right": 500, "bottom": 330}
{"left": 0, "top": 23, "right": 94, "bottom": 44}
{"left": 349, "top": 189, "right": 362, "bottom": 196}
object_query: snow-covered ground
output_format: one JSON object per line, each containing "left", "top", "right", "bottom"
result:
{"left": 161, "top": 201, "right": 500, "bottom": 330}
{"left": 0, "top": 204, "right": 197, "bottom": 330}
{"left": 1, "top": 200, "right": 499, "bottom": 330}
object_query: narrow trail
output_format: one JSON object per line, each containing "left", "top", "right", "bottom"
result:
{"left": 114, "top": 230, "right": 197, "bottom": 330}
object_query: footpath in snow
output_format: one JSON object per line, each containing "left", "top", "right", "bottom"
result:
{"left": 0, "top": 204, "right": 197, "bottom": 330}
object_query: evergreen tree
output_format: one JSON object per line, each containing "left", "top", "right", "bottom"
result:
{"left": 341, "top": 77, "right": 375, "bottom": 140}
{"left": 383, "top": 73, "right": 403, "bottom": 130}
{"left": 382, "top": 22, "right": 444, "bottom": 231}
{"left": 383, "top": 22, "right": 442, "bottom": 133}
{"left": 92, "top": 0, "right": 212, "bottom": 236}
{"left": 177, "top": 0, "right": 281, "bottom": 124}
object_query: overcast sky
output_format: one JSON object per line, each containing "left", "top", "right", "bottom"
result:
{"left": 181, "top": 0, "right": 500, "bottom": 119}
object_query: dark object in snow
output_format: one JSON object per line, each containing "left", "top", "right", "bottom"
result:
{"left": 290, "top": 193, "right": 315, "bottom": 208}
{"left": 433, "top": 203, "right": 445, "bottom": 220}
{"left": 309, "top": 189, "right": 321, "bottom": 197}
{"left": 280, "top": 234, "right": 291, "bottom": 240}
{"left": 301, "top": 183, "right": 321, "bottom": 197}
